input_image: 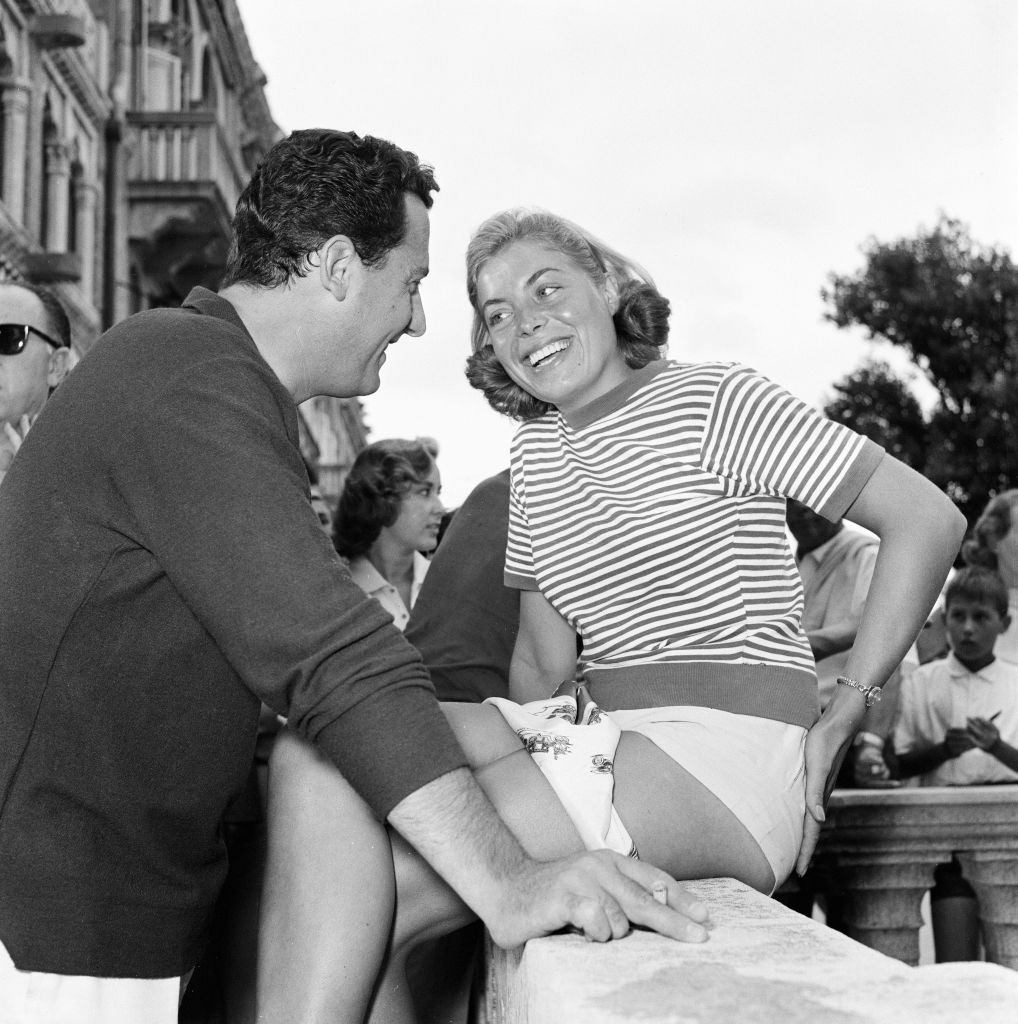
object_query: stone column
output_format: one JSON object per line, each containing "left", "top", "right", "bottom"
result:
{"left": 74, "top": 179, "right": 98, "bottom": 300}
{"left": 43, "top": 140, "right": 70, "bottom": 251}
{"left": 836, "top": 855, "right": 941, "bottom": 965}
{"left": 957, "top": 852, "right": 1018, "bottom": 970}
{"left": 0, "top": 82, "right": 31, "bottom": 223}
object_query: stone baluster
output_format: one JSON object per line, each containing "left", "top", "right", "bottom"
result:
{"left": 74, "top": 179, "right": 98, "bottom": 299}
{"left": 957, "top": 851, "right": 1018, "bottom": 970}
{"left": 0, "top": 81, "right": 31, "bottom": 222}
{"left": 834, "top": 855, "right": 942, "bottom": 965}
{"left": 44, "top": 139, "right": 71, "bottom": 251}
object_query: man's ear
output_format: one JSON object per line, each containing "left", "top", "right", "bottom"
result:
{"left": 318, "top": 234, "right": 358, "bottom": 300}
{"left": 47, "top": 346, "right": 71, "bottom": 389}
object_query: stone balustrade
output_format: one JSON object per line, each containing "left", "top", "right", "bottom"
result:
{"left": 481, "top": 877, "right": 1018, "bottom": 1023}
{"left": 816, "top": 785, "right": 1018, "bottom": 968}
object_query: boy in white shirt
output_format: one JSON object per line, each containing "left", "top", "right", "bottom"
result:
{"left": 895, "top": 567, "right": 1017, "bottom": 785}
{"left": 893, "top": 565, "right": 1017, "bottom": 961}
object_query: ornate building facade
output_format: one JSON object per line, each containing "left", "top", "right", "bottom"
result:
{"left": 0, "top": 0, "right": 367, "bottom": 500}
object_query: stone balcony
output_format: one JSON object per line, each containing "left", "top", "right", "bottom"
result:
{"left": 816, "top": 785, "right": 1018, "bottom": 968}
{"left": 481, "top": 877, "right": 1018, "bottom": 1024}
{"left": 125, "top": 111, "right": 249, "bottom": 300}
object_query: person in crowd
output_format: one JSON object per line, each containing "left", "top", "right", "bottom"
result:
{"left": 785, "top": 500, "right": 900, "bottom": 787}
{"left": 305, "top": 458, "right": 336, "bottom": 536}
{"left": 893, "top": 565, "right": 1017, "bottom": 960}
{"left": 259, "top": 207, "right": 965, "bottom": 1023}
{"left": 405, "top": 468, "right": 517, "bottom": 703}
{"left": 1, "top": 133, "right": 698, "bottom": 1024}
{"left": 963, "top": 490, "right": 1018, "bottom": 666}
{"left": 334, "top": 437, "right": 444, "bottom": 629}
{"left": 0, "top": 281, "right": 72, "bottom": 487}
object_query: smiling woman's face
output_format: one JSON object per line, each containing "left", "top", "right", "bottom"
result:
{"left": 476, "top": 239, "right": 631, "bottom": 419}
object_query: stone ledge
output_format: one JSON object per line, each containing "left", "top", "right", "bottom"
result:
{"left": 482, "top": 878, "right": 1018, "bottom": 1023}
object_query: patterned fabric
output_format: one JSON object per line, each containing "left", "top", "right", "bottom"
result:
{"left": 506, "top": 360, "right": 883, "bottom": 692}
{"left": 486, "top": 686, "right": 637, "bottom": 857}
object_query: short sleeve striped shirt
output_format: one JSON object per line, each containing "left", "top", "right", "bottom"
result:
{"left": 506, "top": 360, "right": 883, "bottom": 693}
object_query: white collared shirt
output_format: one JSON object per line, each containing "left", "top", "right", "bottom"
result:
{"left": 894, "top": 653, "right": 1018, "bottom": 786}
{"left": 346, "top": 552, "right": 430, "bottom": 632}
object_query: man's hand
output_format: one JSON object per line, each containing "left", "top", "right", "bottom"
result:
{"left": 389, "top": 767, "right": 710, "bottom": 950}
{"left": 966, "top": 717, "right": 1000, "bottom": 752}
{"left": 1, "top": 415, "right": 32, "bottom": 479}
{"left": 486, "top": 848, "right": 710, "bottom": 948}
{"left": 852, "top": 741, "right": 900, "bottom": 789}
{"left": 945, "top": 727, "right": 977, "bottom": 757}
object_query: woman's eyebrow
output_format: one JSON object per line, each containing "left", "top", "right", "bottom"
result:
{"left": 481, "top": 267, "right": 559, "bottom": 310}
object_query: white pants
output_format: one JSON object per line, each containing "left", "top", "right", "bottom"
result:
{"left": 0, "top": 940, "right": 181, "bottom": 1024}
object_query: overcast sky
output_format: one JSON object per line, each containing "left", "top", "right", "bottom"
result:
{"left": 237, "top": 0, "right": 1016, "bottom": 506}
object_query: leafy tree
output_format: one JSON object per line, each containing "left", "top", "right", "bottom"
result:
{"left": 821, "top": 215, "right": 1018, "bottom": 527}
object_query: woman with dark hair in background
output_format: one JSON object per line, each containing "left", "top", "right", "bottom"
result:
{"left": 333, "top": 437, "right": 444, "bottom": 630}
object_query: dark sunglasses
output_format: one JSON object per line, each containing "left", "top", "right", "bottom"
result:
{"left": 0, "top": 323, "right": 67, "bottom": 355}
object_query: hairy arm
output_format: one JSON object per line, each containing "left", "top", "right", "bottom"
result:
{"left": 797, "top": 455, "right": 967, "bottom": 872}
{"left": 509, "top": 589, "right": 579, "bottom": 703}
{"left": 387, "top": 767, "right": 710, "bottom": 947}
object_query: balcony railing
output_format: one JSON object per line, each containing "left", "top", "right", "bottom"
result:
{"left": 126, "top": 111, "right": 247, "bottom": 217}
{"left": 816, "top": 785, "right": 1018, "bottom": 968}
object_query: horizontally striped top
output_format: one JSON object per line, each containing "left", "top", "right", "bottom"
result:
{"left": 505, "top": 360, "right": 884, "bottom": 728}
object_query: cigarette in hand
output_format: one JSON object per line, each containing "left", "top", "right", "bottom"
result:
{"left": 989, "top": 711, "right": 1002, "bottom": 723}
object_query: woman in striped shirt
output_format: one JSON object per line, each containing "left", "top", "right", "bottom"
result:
{"left": 259, "top": 208, "right": 964, "bottom": 1024}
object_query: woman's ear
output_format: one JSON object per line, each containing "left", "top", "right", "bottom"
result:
{"left": 318, "top": 235, "right": 358, "bottom": 300}
{"left": 603, "top": 274, "right": 621, "bottom": 314}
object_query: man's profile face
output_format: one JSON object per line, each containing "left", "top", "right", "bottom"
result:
{"left": 340, "top": 194, "right": 430, "bottom": 396}
{"left": 0, "top": 284, "right": 66, "bottom": 426}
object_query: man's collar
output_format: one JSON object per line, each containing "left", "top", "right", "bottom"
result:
{"left": 946, "top": 652, "right": 1008, "bottom": 683}
{"left": 182, "top": 287, "right": 255, "bottom": 344}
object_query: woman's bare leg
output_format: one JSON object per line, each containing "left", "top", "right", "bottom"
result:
{"left": 611, "top": 731, "right": 775, "bottom": 893}
{"left": 257, "top": 729, "right": 396, "bottom": 1024}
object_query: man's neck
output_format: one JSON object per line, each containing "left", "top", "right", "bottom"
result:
{"left": 218, "top": 282, "right": 315, "bottom": 403}
{"left": 797, "top": 525, "right": 843, "bottom": 561}
{"left": 955, "top": 650, "right": 996, "bottom": 674}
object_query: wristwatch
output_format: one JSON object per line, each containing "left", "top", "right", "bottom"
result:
{"left": 836, "top": 675, "right": 883, "bottom": 708}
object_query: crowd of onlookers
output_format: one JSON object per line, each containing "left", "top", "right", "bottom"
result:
{"left": 2, "top": 273, "right": 1014, "bottom": 1021}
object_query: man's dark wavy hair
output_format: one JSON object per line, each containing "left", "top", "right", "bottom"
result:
{"left": 333, "top": 438, "right": 438, "bottom": 560}
{"left": 221, "top": 129, "right": 438, "bottom": 288}
{"left": 464, "top": 208, "right": 670, "bottom": 421}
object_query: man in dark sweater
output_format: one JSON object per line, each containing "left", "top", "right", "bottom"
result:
{"left": 0, "top": 130, "right": 699, "bottom": 1021}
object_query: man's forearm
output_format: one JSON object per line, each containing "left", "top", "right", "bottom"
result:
{"left": 387, "top": 767, "right": 528, "bottom": 925}
{"left": 989, "top": 738, "right": 1018, "bottom": 774}
{"left": 895, "top": 743, "right": 952, "bottom": 778}
{"left": 808, "top": 622, "right": 858, "bottom": 660}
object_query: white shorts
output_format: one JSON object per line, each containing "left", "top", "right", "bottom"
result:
{"left": 609, "top": 705, "right": 807, "bottom": 889}
{"left": 0, "top": 940, "right": 182, "bottom": 1024}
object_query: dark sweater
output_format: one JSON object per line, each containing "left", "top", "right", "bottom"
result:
{"left": 0, "top": 288, "right": 466, "bottom": 977}
{"left": 405, "top": 470, "right": 518, "bottom": 702}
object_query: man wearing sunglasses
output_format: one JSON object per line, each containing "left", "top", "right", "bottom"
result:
{"left": 0, "top": 282, "right": 72, "bottom": 488}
